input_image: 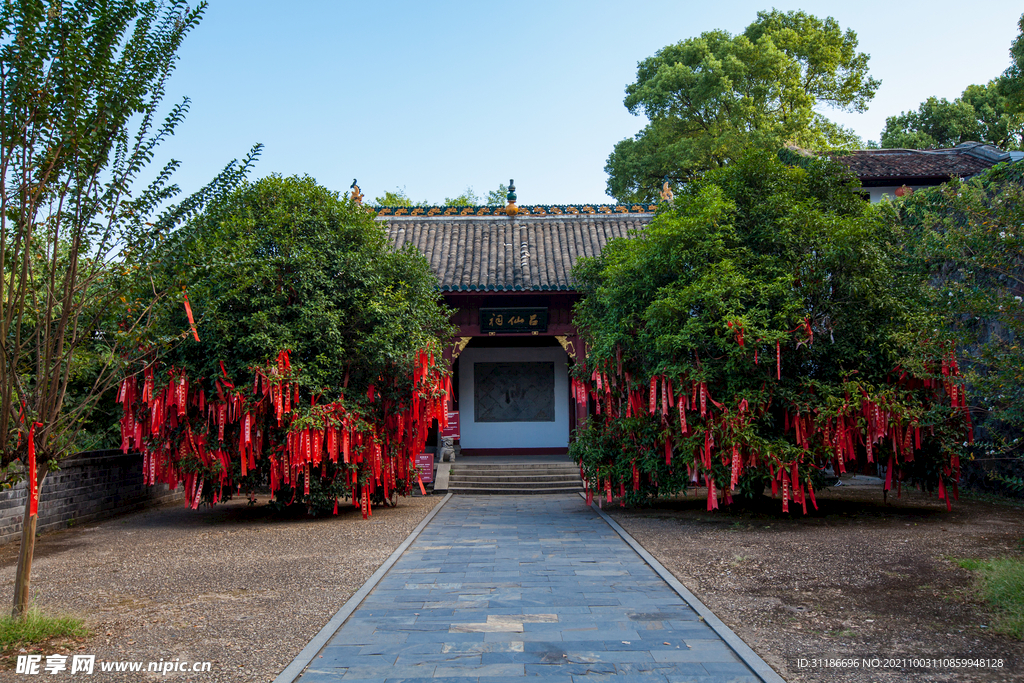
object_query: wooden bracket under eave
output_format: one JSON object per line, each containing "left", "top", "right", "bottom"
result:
{"left": 555, "top": 335, "right": 576, "bottom": 359}
{"left": 452, "top": 336, "right": 472, "bottom": 359}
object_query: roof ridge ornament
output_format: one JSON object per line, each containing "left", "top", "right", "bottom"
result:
{"left": 504, "top": 179, "right": 518, "bottom": 217}
{"left": 660, "top": 176, "right": 674, "bottom": 203}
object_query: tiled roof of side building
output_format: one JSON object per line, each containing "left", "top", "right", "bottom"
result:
{"left": 379, "top": 209, "right": 655, "bottom": 292}
{"left": 835, "top": 142, "right": 1010, "bottom": 182}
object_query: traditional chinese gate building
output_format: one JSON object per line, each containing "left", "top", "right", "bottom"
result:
{"left": 372, "top": 142, "right": 1021, "bottom": 456}
{"left": 378, "top": 202, "right": 657, "bottom": 455}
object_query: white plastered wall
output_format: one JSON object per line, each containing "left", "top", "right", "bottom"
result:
{"left": 458, "top": 346, "right": 569, "bottom": 450}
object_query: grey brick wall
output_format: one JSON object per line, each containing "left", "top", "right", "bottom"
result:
{"left": 0, "top": 450, "right": 183, "bottom": 546}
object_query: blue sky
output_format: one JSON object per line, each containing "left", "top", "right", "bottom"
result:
{"left": 154, "top": 1, "right": 1024, "bottom": 206}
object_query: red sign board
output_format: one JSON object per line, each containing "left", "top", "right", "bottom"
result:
{"left": 415, "top": 452, "right": 434, "bottom": 484}
{"left": 441, "top": 411, "right": 460, "bottom": 439}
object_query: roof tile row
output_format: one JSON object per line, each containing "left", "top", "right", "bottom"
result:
{"left": 383, "top": 215, "right": 651, "bottom": 291}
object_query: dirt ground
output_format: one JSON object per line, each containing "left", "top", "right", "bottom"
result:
{"left": 0, "top": 494, "right": 438, "bottom": 682}
{"left": 609, "top": 481, "right": 1024, "bottom": 683}
{"left": 0, "top": 484, "right": 1021, "bottom": 682}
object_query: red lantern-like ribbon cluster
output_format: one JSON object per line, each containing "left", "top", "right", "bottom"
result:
{"left": 573, "top": 328, "right": 970, "bottom": 513}
{"left": 118, "top": 349, "right": 450, "bottom": 517}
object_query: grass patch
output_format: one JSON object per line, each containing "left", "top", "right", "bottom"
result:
{"left": 0, "top": 610, "right": 87, "bottom": 649}
{"left": 956, "top": 558, "right": 984, "bottom": 571}
{"left": 957, "top": 557, "right": 1024, "bottom": 639}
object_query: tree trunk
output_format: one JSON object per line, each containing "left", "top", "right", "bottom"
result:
{"left": 12, "top": 466, "right": 47, "bottom": 618}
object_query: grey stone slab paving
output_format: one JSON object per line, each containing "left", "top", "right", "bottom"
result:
{"left": 295, "top": 495, "right": 772, "bottom": 682}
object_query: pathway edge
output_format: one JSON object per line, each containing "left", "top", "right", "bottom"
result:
{"left": 585, "top": 495, "right": 787, "bottom": 683}
{"left": 273, "top": 492, "right": 454, "bottom": 683}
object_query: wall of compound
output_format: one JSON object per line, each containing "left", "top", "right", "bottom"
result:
{"left": 0, "top": 451, "right": 182, "bottom": 546}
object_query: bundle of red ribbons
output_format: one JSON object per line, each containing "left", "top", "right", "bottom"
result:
{"left": 573, "top": 335, "right": 969, "bottom": 513}
{"left": 118, "top": 349, "right": 450, "bottom": 518}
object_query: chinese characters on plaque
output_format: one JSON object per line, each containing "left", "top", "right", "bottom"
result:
{"left": 480, "top": 308, "right": 548, "bottom": 334}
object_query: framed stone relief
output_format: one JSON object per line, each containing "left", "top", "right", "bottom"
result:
{"left": 474, "top": 362, "right": 555, "bottom": 423}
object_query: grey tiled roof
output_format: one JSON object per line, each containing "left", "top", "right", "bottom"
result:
{"left": 836, "top": 142, "right": 1010, "bottom": 182}
{"left": 382, "top": 213, "right": 653, "bottom": 291}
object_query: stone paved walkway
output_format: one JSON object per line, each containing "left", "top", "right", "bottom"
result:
{"left": 297, "top": 495, "right": 762, "bottom": 682}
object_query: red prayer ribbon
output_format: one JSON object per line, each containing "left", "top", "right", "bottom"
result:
{"left": 28, "top": 422, "right": 42, "bottom": 516}
{"left": 183, "top": 289, "right": 200, "bottom": 342}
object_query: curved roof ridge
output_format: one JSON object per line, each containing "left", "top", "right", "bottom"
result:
{"left": 372, "top": 202, "right": 659, "bottom": 218}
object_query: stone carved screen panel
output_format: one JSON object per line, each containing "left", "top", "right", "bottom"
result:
{"left": 474, "top": 362, "right": 555, "bottom": 423}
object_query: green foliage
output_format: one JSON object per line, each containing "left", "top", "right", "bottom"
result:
{"left": 374, "top": 188, "right": 427, "bottom": 207}
{"left": 486, "top": 183, "right": 509, "bottom": 205}
{"left": 145, "top": 175, "right": 454, "bottom": 510}
{"left": 880, "top": 81, "right": 1024, "bottom": 150}
{"left": 896, "top": 163, "right": 1024, "bottom": 494}
{"left": 157, "top": 175, "right": 452, "bottom": 387}
{"left": 444, "top": 187, "right": 481, "bottom": 206}
{"left": 573, "top": 152, "right": 967, "bottom": 509}
{"left": 374, "top": 184, "right": 505, "bottom": 207}
{"left": 0, "top": 609, "right": 86, "bottom": 647}
{"left": 0, "top": 0, "right": 257, "bottom": 470}
{"left": 958, "top": 556, "right": 1024, "bottom": 639}
{"left": 1001, "top": 14, "right": 1024, "bottom": 112}
{"left": 605, "top": 10, "right": 876, "bottom": 202}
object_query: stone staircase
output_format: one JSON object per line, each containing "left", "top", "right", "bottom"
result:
{"left": 448, "top": 458, "right": 584, "bottom": 495}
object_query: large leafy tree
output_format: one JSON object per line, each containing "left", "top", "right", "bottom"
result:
{"left": 572, "top": 153, "right": 969, "bottom": 511}
{"left": 1000, "top": 13, "right": 1024, "bottom": 111}
{"left": 896, "top": 163, "right": 1024, "bottom": 494}
{"left": 0, "top": 0, "right": 257, "bottom": 617}
{"left": 881, "top": 15, "right": 1024, "bottom": 150}
{"left": 605, "top": 10, "right": 878, "bottom": 203}
{"left": 879, "top": 81, "right": 1024, "bottom": 150}
{"left": 118, "top": 176, "right": 453, "bottom": 516}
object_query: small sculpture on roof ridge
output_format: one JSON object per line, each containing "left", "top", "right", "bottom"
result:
{"left": 505, "top": 179, "right": 518, "bottom": 217}
{"left": 660, "top": 176, "right": 674, "bottom": 203}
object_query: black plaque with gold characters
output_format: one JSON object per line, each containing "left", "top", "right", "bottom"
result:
{"left": 480, "top": 308, "right": 548, "bottom": 333}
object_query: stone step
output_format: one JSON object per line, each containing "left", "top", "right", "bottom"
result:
{"left": 452, "top": 465, "right": 580, "bottom": 473}
{"left": 444, "top": 459, "right": 583, "bottom": 495}
{"left": 449, "top": 474, "right": 582, "bottom": 484}
{"left": 449, "top": 484, "right": 584, "bottom": 495}
{"left": 450, "top": 478, "right": 581, "bottom": 489}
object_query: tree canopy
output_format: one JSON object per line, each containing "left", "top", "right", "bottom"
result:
{"left": 1000, "top": 13, "right": 1024, "bottom": 111}
{"left": 879, "top": 81, "right": 1024, "bottom": 150}
{"left": 572, "top": 153, "right": 969, "bottom": 511}
{"left": 373, "top": 188, "right": 426, "bottom": 207}
{"left": 0, "top": 0, "right": 258, "bottom": 616}
{"left": 373, "top": 184, "right": 508, "bottom": 207}
{"left": 118, "top": 176, "right": 453, "bottom": 515}
{"left": 486, "top": 183, "right": 509, "bottom": 205}
{"left": 896, "top": 163, "right": 1024, "bottom": 493}
{"left": 879, "top": 15, "right": 1024, "bottom": 150}
{"left": 604, "top": 10, "right": 878, "bottom": 203}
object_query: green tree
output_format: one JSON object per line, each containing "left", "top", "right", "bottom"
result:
{"left": 375, "top": 189, "right": 413, "bottom": 206}
{"left": 1000, "top": 14, "right": 1024, "bottom": 111}
{"left": 0, "top": 0, "right": 257, "bottom": 617}
{"left": 486, "top": 183, "right": 509, "bottom": 205}
{"left": 880, "top": 81, "right": 1024, "bottom": 150}
{"left": 121, "top": 175, "right": 454, "bottom": 513}
{"left": 605, "top": 10, "right": 878, "bottom": 203}
{"left": 572, "top": 153, "right": 968, "bottom": 511}
{"left": 374, "top": 187, "right": 427, "bottom": 207}
{"left": 444, "top": 186, "right": 480, "bottom": 206}
{"left": 897, "top": 163, "right": 1024, "bottom": 494}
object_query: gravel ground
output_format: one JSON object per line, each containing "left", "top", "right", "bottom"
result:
{"left": 608, "top": 483, "right": 1024, "bottom": 683}
{"left": 0, "top": 494, "right": 438, "bottom": 682}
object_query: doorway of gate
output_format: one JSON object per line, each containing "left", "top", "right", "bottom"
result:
{"left": 455, "top": 340, "right": 570, "bottom": 456}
